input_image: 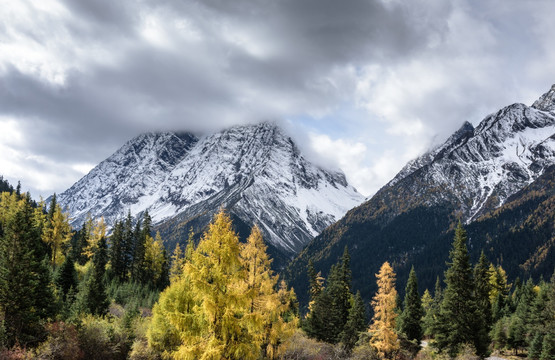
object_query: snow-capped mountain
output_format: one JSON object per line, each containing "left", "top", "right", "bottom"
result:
{"left": 57, "top": 123, "right": 364, "bottom": 255}
{"left": 383, "top": 84, "right": 555, "bottom": 222}
{"left": 287, "top": 84, "right": 555, "bottom": 306}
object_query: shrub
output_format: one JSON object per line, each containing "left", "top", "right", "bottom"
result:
{"left": 34, "top": 322, "right": 83, "bottom": 360}
{"left": 0, "top": 345, "right": 33, "bottom": 360}
{"left": 78, "top": 315, "right": 132, "bottom": 360}
{"left": 279, "top": 330, "right": 336, "bottom": 360}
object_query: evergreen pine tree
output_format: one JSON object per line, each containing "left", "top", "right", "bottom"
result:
{"left": 304, "top": 249, "right": 353, "bottom": 344}
{"left": 85, "top": 236, "right": 109, "bottom": 316}
{"left": 304, "top": 259, "right": 324, "bottom": 338}
{"left": 421, "top": 289, "right": 434, "bottom": 337}
{"left": 399, "top": 266, "right": 423, "bottom": 345}
{"left": 157, "top": 247, "right": 170, "bottom": 290}
{"left": 55, "top": 253, "right": 78, "bottom": 301}
{"left": 122, "top": 211, "right": 134, "bottom": 280}
{"left": 530, "top": 332, "right": 544, "bottom": 360}
{"left": 491, "top": 318, "right": 507, "bottom": 350}
{"left": 540, "top": 332, "right": 555, "bottom": 360}
{"left": 474, "top": 252, "right": 493, "bottom": 331}
{"left": 340, "top": 291, "right": 367, "bottom": 351}
{"left": 325, "top": 248, "right": 353, "bottom": 343}
{"left": 435, "top": 222, "right": 488, "bottom": 357}
{"left": 0, "top": 193, "right": 56, "bottom": 346}
{"left": 369, "top": 261, "right": 399, "bottom": 358}
{"left": 109, "top": 220, "right": 126, "bottom": 281}
{"left": 427, "top": 276, "right": 444, "bottom": 339}
{"left": 539, "top": 271, "right": 555, "bottom": 360}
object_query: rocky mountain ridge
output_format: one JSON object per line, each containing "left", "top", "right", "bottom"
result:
{"left": 57, "top": 123, "right": 364, "bottom": 257}
{"left": 287, "top": 84, "right": 555, "bottom": 306}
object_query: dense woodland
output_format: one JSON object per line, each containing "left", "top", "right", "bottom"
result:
{"left": 0, "top": 179, "right": 554, "bottom": 359}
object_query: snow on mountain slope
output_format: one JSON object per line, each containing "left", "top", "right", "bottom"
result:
{"left": 381, "top": 84, "right": 555, "bottom": 222}
{"left": 57, "top": 123, "right": 364, "bottom": 255}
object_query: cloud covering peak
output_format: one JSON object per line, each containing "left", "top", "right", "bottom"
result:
{"left": 1, "top": 0, "right": 555, "bottom": 197}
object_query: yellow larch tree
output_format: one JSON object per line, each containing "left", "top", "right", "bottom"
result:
{"left": 42, "top": 202, "right": 73, "bottom": 267}
{"left": 369, "top": 261, "right": 399, "bottom": 358}
{"left": 144, "top": 232, "right": 166, "bottom": 284}
{"left": 240, "top": 225, "right": 298, "bottom": 359}
{"left": 148, "top": 210, "right": 298, "bottom": 360}
{"left": 83, "top": 216, "right": 106, "bottom": 260}
{"left": 169, "top": 243, "right": 185, "bottom": 283}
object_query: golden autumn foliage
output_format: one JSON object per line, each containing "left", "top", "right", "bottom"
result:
{"left": 42, "top": 202, "right": 73, "bottom": 266}
{"left": 369, "top": 261, "right": 399, "bottom": 358}
{"left": 83, "top": 216, "right": 106, "bottom": 260}
{"left": 148, "top": 210, "right": 298, "bottom": 360}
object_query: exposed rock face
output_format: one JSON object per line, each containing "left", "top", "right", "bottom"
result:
{"left": 57, "top": 123, "right": 364, "bottom": 256}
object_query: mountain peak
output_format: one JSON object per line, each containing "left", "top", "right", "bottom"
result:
{"left": 57, "top": 123, "right": 364, "bottom": 256}
{"left": 532, "top": 84, "right": 555, "bottom": 112}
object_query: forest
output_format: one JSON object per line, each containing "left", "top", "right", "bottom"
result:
{"left": 0, "top": 177, "right": 554, "bottom": 360}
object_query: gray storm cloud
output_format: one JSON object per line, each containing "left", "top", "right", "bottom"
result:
{"left": 0, "top": 0, "right": 554, "bottom": 197}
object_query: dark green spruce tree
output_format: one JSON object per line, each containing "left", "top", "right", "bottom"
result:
{"left": 399, "top": 266, "right": 423, "bottom": 346}
{"left": 474, "top": 252, "right": 493, "bottom": 333}
{"left": 130, "top": 218, "right": 143, "bottom": 282}
{"left": 306, "top": 247, "right": 353, "bottom": 344}
{"left": 85, "top": 236, "right": 109, "bottom": 316}
{"left": 109, "top": 220, "right": 126, "bottom": 281}
{"left": 0, "top": 195, "right": 56, "bottom": 346}
{"left": 539, "top": 271, "right": 555, "bottom": 360}
{"left": 122, "top": 212, "right": 134, "bottom": 279}
{"left": 340, "top": 290, "right": 367, "bottom": 352}
{"left": 55, "top": 253, "right": 78, "bottom": 301}
{"left": 424, "top": 276, "right": 443, "bottom": 338}
{"left": 435, "top": 222, "right": 489, "bottom": 357}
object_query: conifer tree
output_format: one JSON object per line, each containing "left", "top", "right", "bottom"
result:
{"left": 83, "top": 216, "right": 105, "bottom": 260}
{"left": 475, "top": 252, "right": 493, "bottom": 332}
{"left": 304, "top": 249, "right": 353, "bottom": 344}
{"left": 427, "top": 277, "right": 444, "bottom": 338}
{"left": 42, "top": 199, "right": 72, "bottom": 267}
{"left": 109, "top": 220, "right": 126, "bottom": 281}
{"left": 435, "top": 223, "right": 488, "bottom": 357}
{"left": 304, "top": 259, "right": 325, "bottom": 337}
{"left": 0, "top": 193, "right": 56, "bottom": 345}
{"left": 307, "top": 260, "right": 323, "bottom": 309}
{"left": 399, "top": 266, "right": 423, "bottom": 345}
{"left": 55, "top": 253, "right": 78, "bottom": 301}
{"left": 491, "top": 318, "right": 507, "bottom": 350}
{"left": 84, "top": 236, "right": 109, "bottom": 316}
{"left": 241, "top": 226, "right": 296, "bottom": 359}
{"left": 341, "top": 291, "right": 367, "bottom": 351}
{"left": 170, "top": 243, "right": 185, "bottom": 283}
{"left": 122, "top": 211, "right": 134, "bottom": 279}
{"left": 143, "top": 232, "right": 167, "bottom": 289}
{"left": 529, "top": 332, "right": 544, "bottom": 360}
{"left": 148, "top": 211, "right": 297, "bottom": 360}
{"left": 421, "top": 289, "right": 434, "bottom": 337}
{"left": 489, "top": 264, "right": 509, "bottom": 303}
{"left": 540, "top": 271, "right": 555, "bottom": 360}
{"left": 369, "top": 261, "right": 399, "bottom": 358}
{"left": 540, "top": 333, "right": 555, "bottom": 360}
{"left": 158, "top": 247, "right": 170, "bottom": 290}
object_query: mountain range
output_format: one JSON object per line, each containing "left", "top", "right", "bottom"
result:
{"left": 56, "top": 123, "right": 364, "bottom": 267}
{"left": 55, "top": 84, "right": 555, "bottom": 308}
{"left": 287, "top": 84, "right": 555, "bottom": 306}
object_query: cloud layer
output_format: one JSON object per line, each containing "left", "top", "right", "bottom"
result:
{"left": 1, "top": 0, "right": 554, "bottom": 197}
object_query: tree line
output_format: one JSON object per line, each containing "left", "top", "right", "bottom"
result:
{"left": 301, "top": 222, "right": 555, "bottom": 360}
{"left": 0, "top": 180, "right": 554, "bottom": 359}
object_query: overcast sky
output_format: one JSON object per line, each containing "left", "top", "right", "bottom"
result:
{"left": 1, "top": 0, "right": 555, "bottom": 199}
